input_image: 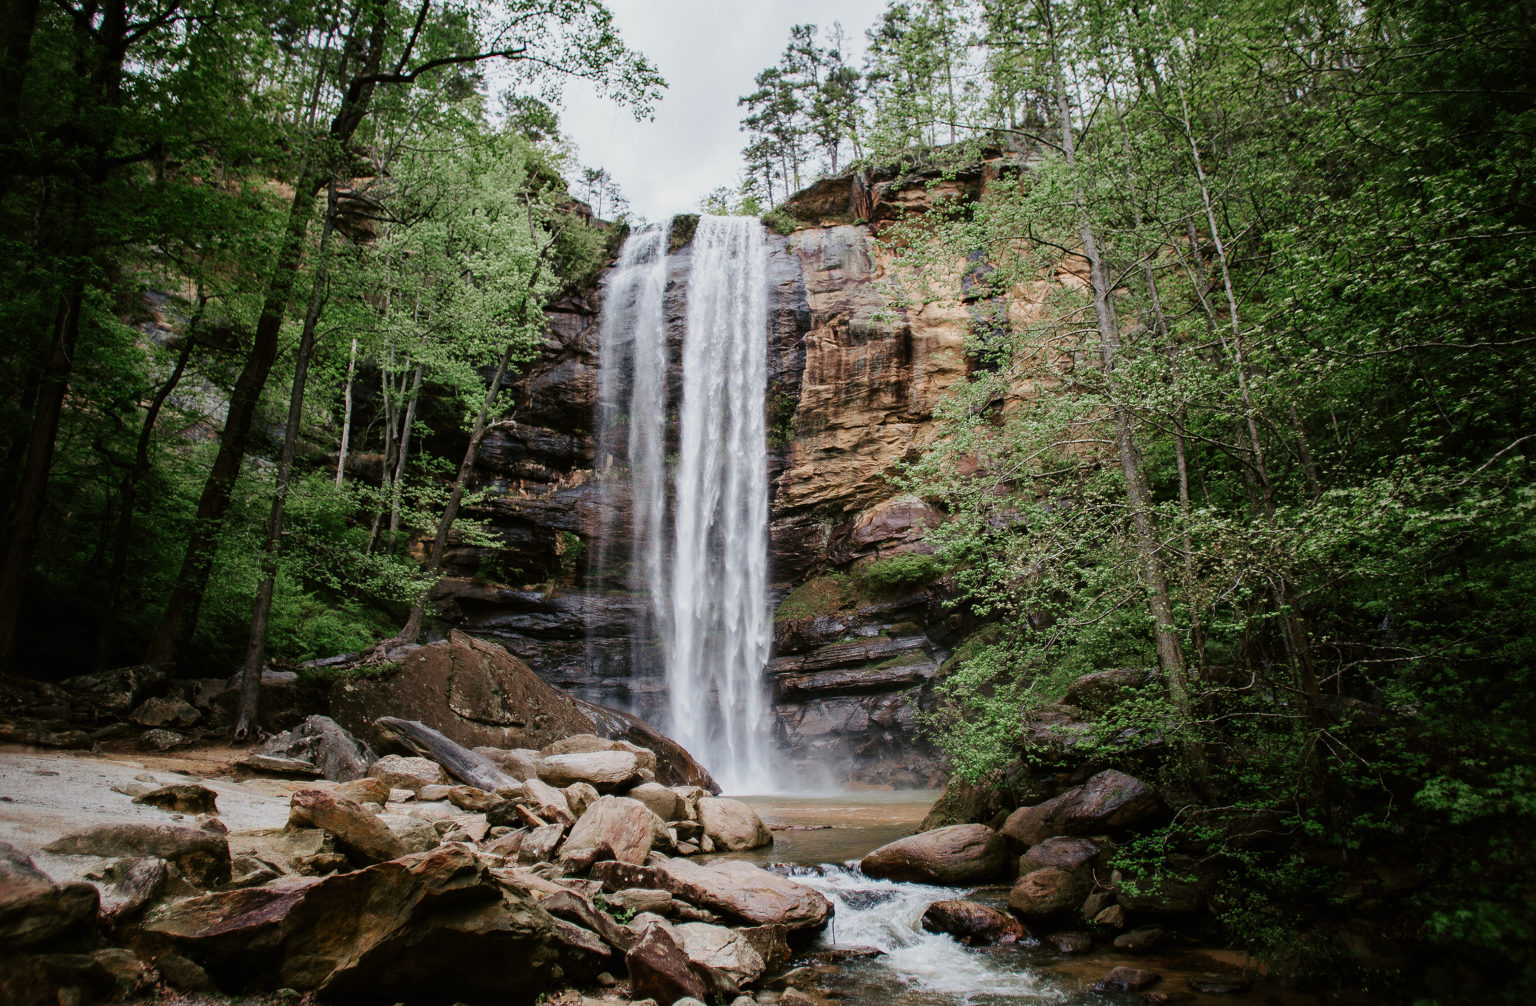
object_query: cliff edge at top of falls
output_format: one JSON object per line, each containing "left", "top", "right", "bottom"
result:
{"left": 426, "top": 151, "right": 1080, "bottom": 789}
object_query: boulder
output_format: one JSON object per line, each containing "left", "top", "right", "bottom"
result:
{"left": 605, "top": 888, "right": 673, "bottom": 916}
{"left": 625, "top": 924, "right": 709, "bottom": 1004}
{"left": 1008, "top": 867, "right": 1092, "bottom": 920}
{"left": 97, "top": 856, "right": 167, "bottom": 922}
{"left": 478, "top": 746, "right": 544, "bottom": 781}
{"left": 697, "top": 798, "right": 772, "bottom": 851}
{"left": 1044, "top": 931, "right": 1094, "bottom": 954}
{"left": 138, "top": 728, "right": 187, "bottom": 750}
{"left": 520, "top": 824, "right": 565, "bottom": 863}
{"left": 329, "top": 631, "right": 599, "bottom": 752}
{"left": 288, "top": 789, "right": 405, "bottom": 865}
{"left": 447, "top": 786, "right": 504, "bottom": 814}
{"left": 1020, "top": 836, "right": 1103, "bottom": 872}
{"left": 576, "top": 699, "right": 720, "bottom": 791}
{"left": 1114, "top": 926, "right": 1169, "bottom": 952}
{"left": 45, "top": 823, "right": 229, "bottom": 887}
{"left": 337, "top": 777, "right": 391, "bottom": 805}
{"left": 0, "top": 843, "right": 99, "bottom": 947}
{"left": 131, "top": 696, "right": 200, "bottom": 728}
{"left": 919, "top": 899, "right": 1027, "bottom": 945}
{"left": 55, "top": 664, "right": 165, "bottom": 721}
{"left": 626, "top": 782, "right": 682, "bottom": 821}
{"left": 539, "top": 750, "right": 643, "bottom": 791}
{"left": 1118, "top": 877, "right": 1203, "bottom": 915}
{"left": 227, "top": 827, "right": 340, "bottom": 877}
{"left": 676, "top": 921, "right": 766, "bottom": 988}
{"left": 564, "top": 781, "right": 599, "bottom": 817}
{"left": 541, "top": 734, "right": 657, "bottom": 771}
{"left": 374, "top": 717, "right": 518, "bottom": 792}
{"left": 860, "top": 824, "right": 1007, "bottom": 884}
{"left": 522, "top": 777, "right": 575, "bottom": 825}
{"left": 593, "top": 857, "right": 832, "bottom": 931}
{"left": 135, "top": 845, "right": 563, "bottom": 1001}
{"left": 1093, "top": 966, "right": 1161, "bottom": 992}
{"left": 132, "top": 784, "right": 218, "bottom": 815}
{"left": 378, "top": 814, "right": 440, "bottom": 855}
{"left": 367, "top": 754, "right": 445, "bottom": 792}
{"left": 1001, "top": 770, "right": 1160, "bottom": 848}
{"left": 1064, "top": 668, "right": 1155, "bottom": 712}
{"left": 561, "top": 796, "right": 661, "bottom": 868}
{"left": 258, "top": 715, "right": 376, "bottom": 781}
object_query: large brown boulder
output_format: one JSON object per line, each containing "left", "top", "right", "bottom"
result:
{"left": 860, "top": 824, "right": 1007, "bottom": 885}
{"left": 288, "top": 789, "right": 405, "bottom": 865}
{"left": 135, "top": 845, "right": 561, "bottom": 1002}
{"left": 1008, "top": 866, "right": 1093, "bottom": 921}
{"left": 559, "top": 796, "right": 661, "bottom": 867}
{"left": 0, "top": 843, "right": 99, "bottom": 948}
{"left": 625, "top": 924, "right": 709, "bottom": 1004}
{"left": 537, "top": 750, "right": 642, "bottom": 791}
{"left": 697, "top": 797, "right": 772, "bottom": 851}
{"left": 1001, "top": 770, "right": 1160, "bottom": 849}
{"left": 920, "top": 899, "right": 1027, "bottom": 945}
{"left": 330, "top": 631, "right": 598, "bottom": 752}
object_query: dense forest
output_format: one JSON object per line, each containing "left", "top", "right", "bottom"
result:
{"left": 1, "top": 0, "right": 1533, "bottom": 1001}
{"left": 723, "top": 0, "right": 1536, "bottom": 997}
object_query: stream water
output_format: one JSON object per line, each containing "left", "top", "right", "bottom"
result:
{"left": 706, "top": 795, "right": 1317, "bottom": 1006}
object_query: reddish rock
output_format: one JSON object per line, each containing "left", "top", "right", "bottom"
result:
{"left": 1001, "top": 770, "right": 1160, "bottom": 848}
{"left": 560, "top": 796, "right": 660, "bottom": 867}
{"left": 625, "top": 924, "right": 709, "bottom": 1004}
{"left": 288, "top": 789, "right": 405, "bottom": 865}
{"left": 1008, "top": 867, "right": 1092, "bottom": 920}
{"left": 1019, "top": 836, "right": 1102, "bottom": 872}
{"left": 592, "top": 857, "right": 832, "bottom": 931}
{"left": 45, "top": 823, "right": 229, "bottom": 888}
{"left": 0, "top": 843, "right": 99, "bottom": 948}
{"left": 860, "top": 824, "right": 1007, "bottom": 884}
{"left": 135, "top": 845, "right": 562, "bottom": 1001}
{"left": 920, "top": 899, "right": 1028, "bottom": 945}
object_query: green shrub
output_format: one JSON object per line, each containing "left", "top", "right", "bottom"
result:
{"left": 856, "top": 553, "right": 944, "bottom": 594}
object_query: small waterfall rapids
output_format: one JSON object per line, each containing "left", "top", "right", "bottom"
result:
{"left": 591, "top": 215, "right": 775, "bottom": 793}
{"left": 788, "top": 865, "right": 1061, "bottom": 1004}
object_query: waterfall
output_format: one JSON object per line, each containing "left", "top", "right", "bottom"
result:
{"left": 590, "top": 219, "right": 671, "bottom": 704}
{"left": 591, "top": 215, "right": 775, "bottom": 793}
{"left": 667, "top": 216, "right": 773, "bottom": 793}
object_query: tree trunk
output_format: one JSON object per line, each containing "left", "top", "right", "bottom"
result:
{"left": 335, "top": 337, "right": 358, "bottom": 484}
{"left": 96, "top": 304, "right": 202, "bottom": 668}
{"left": 1043, "top": 1, "right": 1202, "bottom": 770}
{"left": 145, "top": 1, "right": 391, "bottom": 667}
{"left": 233, "top": 183, "right": 339, "bottom": 739}
{"left": 386, "top": 363, "right": 424, "bottom": 551}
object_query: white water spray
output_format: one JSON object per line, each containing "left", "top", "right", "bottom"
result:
{"left": 666, "top": 216, "right": 773, "bottom": 792}
{"left": 591, "top": 216, "right": 775, "bottom": 792}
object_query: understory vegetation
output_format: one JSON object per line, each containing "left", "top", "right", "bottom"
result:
{"left": 737, "top": 0, "right": 1536, "bottom": 999}
{"left": 0, "top": 0, "right": 661, "bottom": 704}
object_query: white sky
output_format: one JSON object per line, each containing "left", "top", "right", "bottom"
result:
{"left": 555, "top": 0, "right": 892, "bottom": 221}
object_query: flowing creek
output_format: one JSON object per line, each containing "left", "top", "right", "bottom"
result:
{"left": 703, "top": 794, "right": 1319, "bottom": 1006}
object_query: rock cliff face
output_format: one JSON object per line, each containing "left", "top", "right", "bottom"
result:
{"left": 432, "top": 156, "right": 1060, "bottom": 787}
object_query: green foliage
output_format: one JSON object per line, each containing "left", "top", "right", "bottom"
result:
{"left": 774, "top": 573, "right": 852, "bottom": 622}
{"left": 761, "top": 207, "right": 798, "bottom": 236}
{"left": 594, "top": 893, "right": 638, "bottom": 925}
{"left": 855, "top": 553, "right": 944, "bottom": 594}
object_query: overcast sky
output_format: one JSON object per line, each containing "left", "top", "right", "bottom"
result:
{"left": 555, "top": 0, "right": 892, "bottom": 221}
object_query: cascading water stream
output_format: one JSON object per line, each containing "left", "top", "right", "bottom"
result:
{"left": 590, "top": 215, "right": 775, "bottom": 793}
{"left": 590, "top": 219, "right": 671, "bottom": 701}
{"left": 666, "top": 215, "right": 773, "bottom": 793}
{"left": 787, "top": 865, "right": 1063, "bottom": 1004}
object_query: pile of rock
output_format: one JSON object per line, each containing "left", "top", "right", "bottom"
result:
{"left": 861, "top": 769, "right": 1211, "bottom": 968}
{"left": 0, "top": 714, "right": 827, "bottom": 1006}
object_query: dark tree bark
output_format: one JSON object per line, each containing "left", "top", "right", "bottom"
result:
{"left": 233, "top": 182, "right": 340, "bottom": 739}
{"left": 145, "top": 1, "right": 392, "bottom": 667}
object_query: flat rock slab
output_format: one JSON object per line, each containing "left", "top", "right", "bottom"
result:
{"left": 44, "top": 822, "right": 230, "bottom": 887}
{"left": 594, "top": 857, "right": 832, "bottom": 931}
{"left": 539, "top": 750, "right": 642, "bottom": 791}
{"left": 288, "top": 789, "right": 405, "bottom": 864}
